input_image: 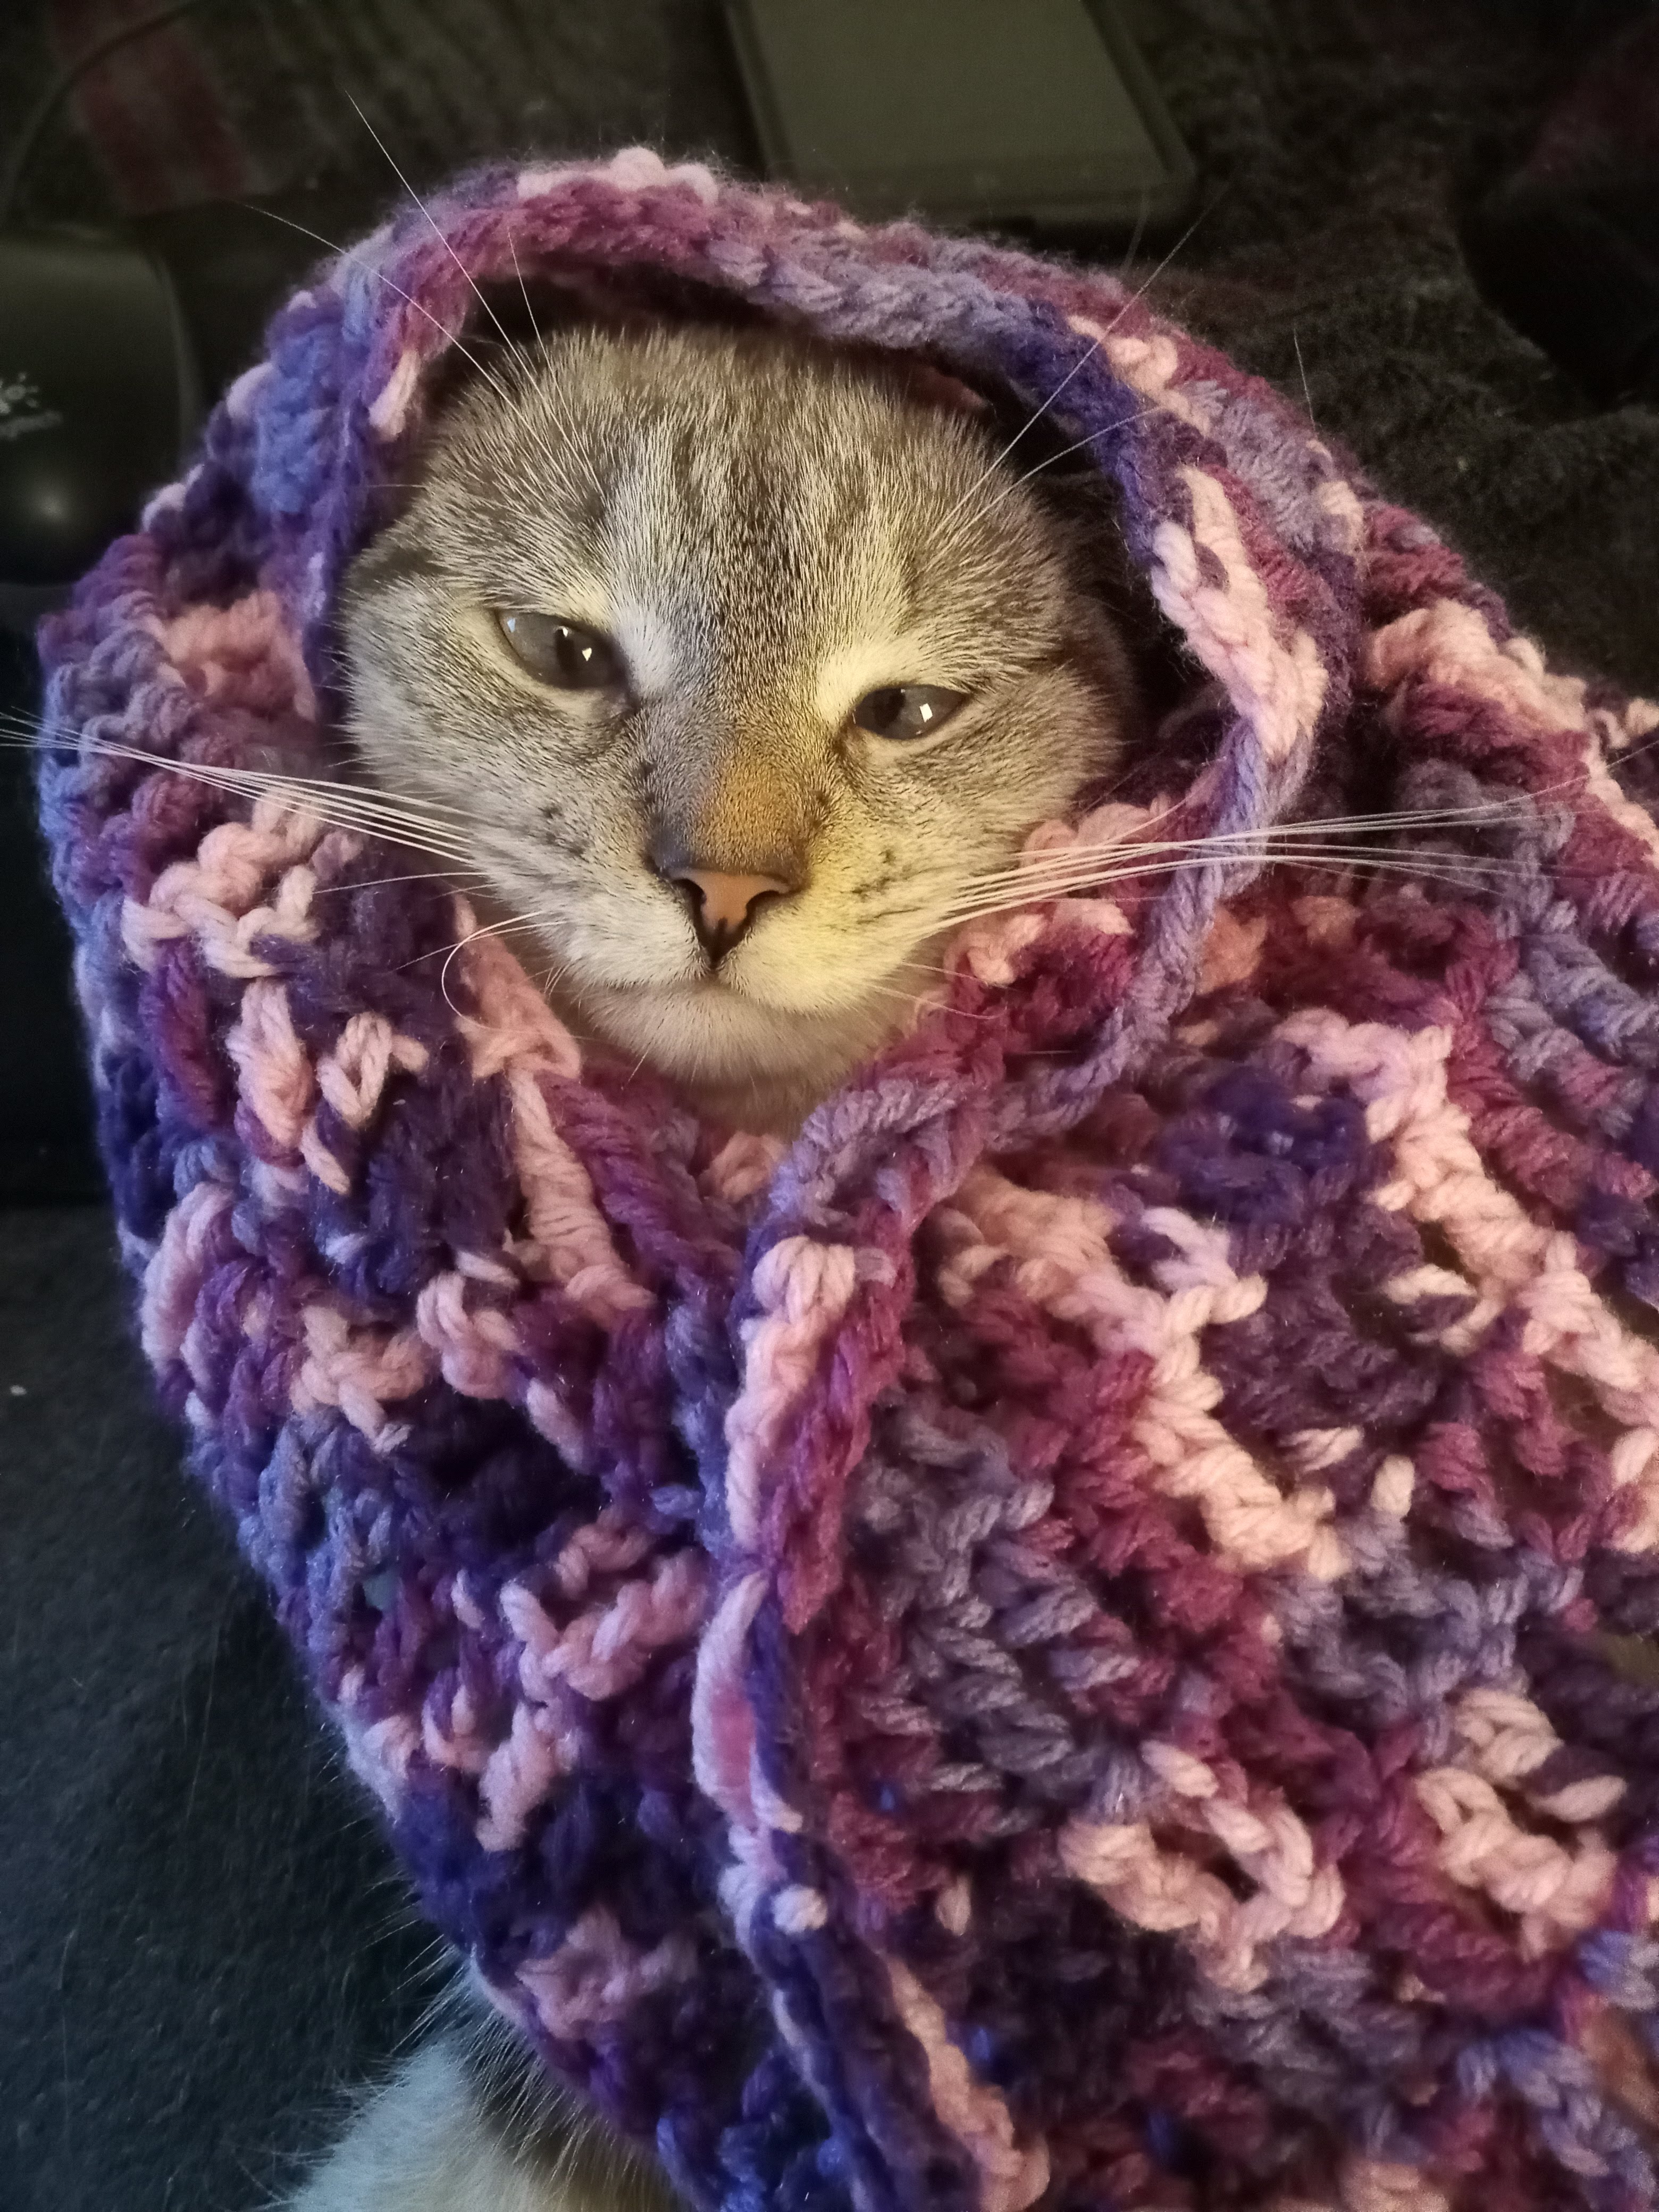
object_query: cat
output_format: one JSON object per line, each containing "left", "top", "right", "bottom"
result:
{"left": 288, "top": 314, "right": 1145, "bottom": 2208}
{"left": 288, "top": 2002, "right": 681, "bottom": 2212}
{"left": 340, "top": 316, "right": 1142, "bottom": 1134}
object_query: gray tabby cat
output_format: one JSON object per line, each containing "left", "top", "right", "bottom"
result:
{"left": 291, "top": 317, "right": 1140, "bottom": 2208}
{"left": 342, "top": 318, "right": 1139, "bottom": 1133}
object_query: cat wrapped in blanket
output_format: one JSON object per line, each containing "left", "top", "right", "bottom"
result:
{"left": 41, "top": 161, "right": 1659, "bottom": 2212}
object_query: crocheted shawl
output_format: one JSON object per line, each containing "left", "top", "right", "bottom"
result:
{"left": 37, "top": 153, "right": 1659, "bottom": 2212}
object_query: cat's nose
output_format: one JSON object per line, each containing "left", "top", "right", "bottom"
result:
{"left": 659, "top": 862, "right": 794, "bottom": 962}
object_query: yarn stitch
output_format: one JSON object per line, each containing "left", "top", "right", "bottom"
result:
{"left": 36, "top": 152, "right": 1659, "bottom": 2211}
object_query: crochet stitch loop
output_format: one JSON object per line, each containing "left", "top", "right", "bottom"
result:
{"left": 36, "top": 147, "right": 1659, "bottom": 2211}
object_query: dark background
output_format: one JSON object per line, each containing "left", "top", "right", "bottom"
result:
{"left": 2, "top": 3, "right": 1657, "bottom": 2207}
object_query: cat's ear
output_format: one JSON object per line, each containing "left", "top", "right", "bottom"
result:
{"left": 417, "top": 278, "right": 588, "bottom": 422}
{"left": 894, "top": 360, "right": 990, "bottom": 416}
{"left": 1022, "top": 456, "right": 1195, "bottom": 725}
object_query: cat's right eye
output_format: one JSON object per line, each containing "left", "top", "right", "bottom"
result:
{"left": 852, "top": 684, "right": 967, "bottom": 741}
{"left": 495, "top": 611, "right": 622, "bottom": 692}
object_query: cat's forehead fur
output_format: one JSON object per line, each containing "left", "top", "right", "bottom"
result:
{"left": 398, "top": 323, "right": 1073, "bottom": 697}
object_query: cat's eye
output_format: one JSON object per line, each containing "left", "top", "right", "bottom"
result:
{"left": 852, "top": 684, "right": 967, "bottom": 741}
{"left": 495, "top": 611, "right": 622, "bottom": 692}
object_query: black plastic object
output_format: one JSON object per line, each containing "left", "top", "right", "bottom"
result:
{"left": 0, "top": 227, "right": 197, "bottom": 632}
{"left": 723, "top": 0, "right": 1194, "bottom": 232}
{"left": 0, "top": 626, "right": 100, "bottom": 1202}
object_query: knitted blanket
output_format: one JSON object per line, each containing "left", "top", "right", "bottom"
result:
{"left": 35, "top": 152, "right": 1659, "bottom": 2212}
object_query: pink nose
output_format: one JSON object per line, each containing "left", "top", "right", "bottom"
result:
{"left": 666, "top": 867, "right": 792, "bottom": 961}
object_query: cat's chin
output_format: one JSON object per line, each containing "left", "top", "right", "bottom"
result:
{"left": 560, "top": 976, "right": 906, "bottom": 1134}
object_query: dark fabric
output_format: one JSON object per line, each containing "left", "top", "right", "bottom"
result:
{"left": 0, "top": 0, "right": 758, "bottom": 227}
{"left": 3, "top": 4, "right": 1659, "bottom": 2208}
{"left": 1462, "top": 9, "right": 1659, "bottom": 404}
{"left": 0, "top": 1208, "right": 435, "bottom": 2212}
{"left": 1140, "top": 0, "right": 1659, "bottom": 698}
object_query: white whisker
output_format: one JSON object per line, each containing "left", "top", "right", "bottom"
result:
{"left": 17, "top": 720, "right": 479, "bottom": 823}
{"left": 15, "top": 729, "right": 483, "bottom": 864}
{"left": 927, "top": 805, "right": 1572, "bottom": 925}
{"left": 507, "top": 232, "right": 606, "bottom": 504}
{"left": 1292, "top": 324, "right": 1316, "bottom": 424}
{"left": 941, "top": 796, "right": 1548, "bottom": 904}
{"left": 1117, "top": 196, "right": 1151, "bottom": 283}
{"left": 932, "top": 847, "right": 1526, "bottom": 931}
{"left": 967, "top": 401, "right": 1162, "bottom": 531}
{"left": 939, "top": 191, "right": 1224, "bottom": 546}
{"left": 345, "top": 96, "right": 517, "bottom": 358}
{"left": 935, "top": 341, "right": 1102, "bottom": 539}
{"left": 415, "top": 906, "right": 557, "bottom": 1015}
{"left": 948, "top": 830, "right": 1517, "bottom": 900}
{"left": 313, "top": 865, "right": 492, "bottom": 896}
{"left": 246, "top": 203, "right": 518, "bottom": 415}
{"left": 861, "top": 973, "right": 1000, "bottom": 1025}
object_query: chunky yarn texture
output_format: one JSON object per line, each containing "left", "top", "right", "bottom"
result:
{"left": 37, "top": 153, "right": 1659, "bottom": 2212}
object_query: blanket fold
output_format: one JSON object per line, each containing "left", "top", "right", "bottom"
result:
{"left": 37, "top": 151, "right": 1659, "bottom": 2212}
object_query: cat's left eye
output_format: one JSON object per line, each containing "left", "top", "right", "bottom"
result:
{"left": 495, "top": 611, "right": 623, "bottom": 692}
{"left": 852, "top": 685, "right": 967, "bottom": 741}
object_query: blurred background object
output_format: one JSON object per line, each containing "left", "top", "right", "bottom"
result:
{"left": 724, "top": 0, "right": 1193, "bottom": 229}
{"left": 1462, "top": 7, "right": 1659, "bottom": 405}
{"left": 1, "top": 4, "right": 1657, "bottom": 2208}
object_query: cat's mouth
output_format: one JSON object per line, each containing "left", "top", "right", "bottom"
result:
{"left": 689, "top": 969, "right": 759, "bottom": 996}
{"left": 604, "top": 970, "right": 752, "bottom": 1003}
{"left": 573, "top": 967, "right": 893, "bottom": 1095}
{"left": 626, "top": 958, "right": 790, "bottom": 1006}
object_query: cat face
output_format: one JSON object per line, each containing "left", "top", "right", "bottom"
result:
{"left": 342, "top": 324, "right": 1135, "bottom": 1122}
